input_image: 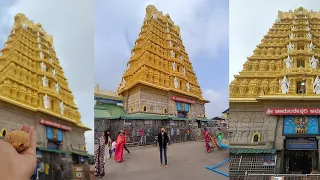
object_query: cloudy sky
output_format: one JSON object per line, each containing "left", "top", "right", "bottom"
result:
{"left": 229, "top": 0, "right": 320, "bottom": 82}
{"left": 0, "top": 0, "right": 94, "bottom": 154}
{"left": 95, "top": 0, "right": 229, "bottom": 118}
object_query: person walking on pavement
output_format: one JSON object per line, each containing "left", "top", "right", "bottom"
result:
{"left": 124, "top": 143, "right": 130, "bottom": 154}
{"left": 37, "top": 159, "right": 45, "bottom": 180}
{"left": 158, "top": 127, "right": 169, "bottom": 168}
{"left": 117, "top": 132, "right": 130, "bottom": 154}
{"left": 104, "top": 131, "right": 112, "bottom": 162}
{"left": 110, "top": 139, "right": 116, "bottom": 158}
{"left": 114, "top": 131, "right": 127, "bottom": 162}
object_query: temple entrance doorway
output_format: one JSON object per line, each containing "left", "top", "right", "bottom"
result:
{"left": 177, "top": 111, "right": 187, "bottom": 118}
{"left": 284, "top": 150, "right": 317, "bottom": 174}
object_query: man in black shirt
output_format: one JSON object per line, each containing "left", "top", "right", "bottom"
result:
{"left": 158, "top": 127, "right": 169, "bottom": 167}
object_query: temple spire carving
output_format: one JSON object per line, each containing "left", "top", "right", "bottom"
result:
{"left": 117, "top": 5, "right": 204, "bottom": 101}
{"left": 0, "top": 14, "right": 88, "bottom": 129}
{"left": 230, "top": 7, "right": 320, "bottom": 99}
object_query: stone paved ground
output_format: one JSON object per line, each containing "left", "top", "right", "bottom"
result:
{"left": 97, "top": 141, "right": 229, "bottom": 180}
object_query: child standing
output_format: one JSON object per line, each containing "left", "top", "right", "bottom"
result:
{"left": 110, "top": 139, "right": 116, "bottom": 158}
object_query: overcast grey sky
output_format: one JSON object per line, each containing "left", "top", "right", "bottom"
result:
{"left": 95, "top": 0, "right": 229, "bottom": 118}
{"left": 229, "top": 0, "right": 320, "bottom": 82}
{"left": 0, "top": 0, "right": 94, "bottom": 154}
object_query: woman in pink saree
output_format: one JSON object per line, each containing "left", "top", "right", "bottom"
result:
{"left": 204, "top": 128, "right": 212, "bottom": 152}
{"left": 114, "top": 131, "right": 127, "bottom": 162}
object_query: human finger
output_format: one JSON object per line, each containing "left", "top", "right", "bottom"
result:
{"left": 28, "top": 126, "right": 37, "bottom": 151}
{"left": 21, "top": 124, "right": 29, "bottom": 132}
{"left": 25, "top": 125, "right": 34, "bottom": 133}
{"left": 19, "top": 124, "right": 24, "bottom": 131}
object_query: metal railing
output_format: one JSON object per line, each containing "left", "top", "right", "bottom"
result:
{"left": 230, "top": 174, "right": 320, "bottom": 180}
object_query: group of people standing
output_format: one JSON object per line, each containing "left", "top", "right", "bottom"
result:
{"left": 31, "top": 158, "right": 62, "bottom": 180}
{"left": 94, "top": 130, "right": 130, "bottom": 178}
{"left": 94, "top": 127, "right": 171, "bottom": 178}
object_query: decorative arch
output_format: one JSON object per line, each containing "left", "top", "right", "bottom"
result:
{"left": 251, "top": 131, "right": 261, "bottom": 143}
{"left": 0, "top": 128, "right": 7, "bottom": 137}
{"left": 163, "top": 107, "right": 168, "bottom": 114}
{"left": 142, "top": 105, "right": 147, "bottom": 112}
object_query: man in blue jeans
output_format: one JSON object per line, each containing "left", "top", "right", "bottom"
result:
{"left": 158, "top": 127, "right": 169, "bottom": 167}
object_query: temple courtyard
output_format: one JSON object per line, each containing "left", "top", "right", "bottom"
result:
{"left": 100, "top": 141, "right": 229, "bottom": 180}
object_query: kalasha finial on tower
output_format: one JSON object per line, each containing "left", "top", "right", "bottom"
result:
{"left": 146, "top": 5, "right": 157, "bottom": 16}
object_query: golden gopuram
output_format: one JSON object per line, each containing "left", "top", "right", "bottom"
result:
{"left": 117, "top": 5, "right": 208, "bottom": 120}
{"left": 229, "top": 7, "right": 320, "bottom": 176}
{"left": 0, "top": 14, "right": 91, "bottom": 172}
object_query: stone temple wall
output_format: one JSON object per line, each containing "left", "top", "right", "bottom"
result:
{"left": 125, "top": 90, "right": 140, "bottom": 113}
{"left": 229, "top": 103, "right": 279, "bottom": 149}
{"left": 0, "top": 100, "right": 86, "bottom": 152}
{"left": 229, "top": 101, "right": 320, "bottom": 150}
{"left": 191, "top": 103, "right": 206, "bottom": 118}
{"left": 123, "top": 87, "right": 205, "bottom": 118}
{"left": 124, "top": 88, "right": 169, "bottom": 115}
{"left": 140, "top": 89, "right": 169, "bottom": 114}
{"left": 94, "top": 119, "right": 226, "bottom": 145}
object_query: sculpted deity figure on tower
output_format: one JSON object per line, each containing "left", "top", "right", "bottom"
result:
{"left": 289, "top": 33, "right": 295, "bottom": 39}
{"left": 313, "top": 76, "right": 320, "bottom": 94}
{"left": 307, "top": 42, "right": 315, "bottom": 51}
{"left": 280, "top": 76, "right": 290, "bottom": 94}
{"left": 173, "top": 77, "right": 179, "bottom": 88}
{"left": 172, "top": 62, "right": 177, "bottom": 71}
{"left": 284, "top": 55, "right": 293, "bottom": 69}
{"left": 310, "top": 55, "right": 319, "bottom": 69}
{"left": 287, "top": 42, "right": 294, "bottom": 52}
{"left": 307, "top": 32, "right": 312, "bottom": 39}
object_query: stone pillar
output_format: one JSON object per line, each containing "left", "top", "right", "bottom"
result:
{"left": 289, "top": 78, "right": 296, "bottom": 94}
{"left": 307, "top": 78, "right": 313, "bottom": 95}
{"left": 274, "top": 116, "right": 284, "bottom": 150}
{"left": 279, "top": 150, "right": 285, "bottom": 173}
{"left": 61, "top": 129, "right": 67, "bottom": 151}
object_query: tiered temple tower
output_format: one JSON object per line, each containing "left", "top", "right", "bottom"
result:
{"left": 118, "top": 5, "right": 207, "bottom": 118}
{"left": 0, "top": 14, "right": 87, "bottom": 129}
{"left": 230, "top": 7, "right": 320, "bottom": 99}
{"left": 228, "top": 7, "right": 320, "bottom": 176}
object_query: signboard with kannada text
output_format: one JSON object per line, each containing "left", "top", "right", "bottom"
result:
{"left": 265, "top": 108, "right": 320, "bottom": 116}
{"left": 40, "top": 119, "right": 72, "bottom": 131}
{"left": 171, "top": 96, "right": 196, "bottom": 104}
